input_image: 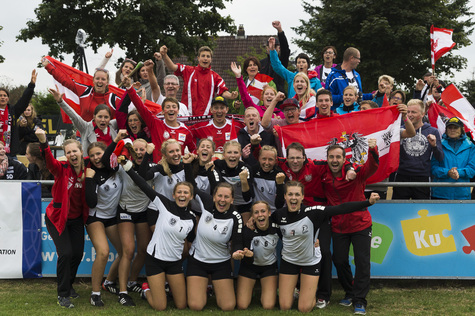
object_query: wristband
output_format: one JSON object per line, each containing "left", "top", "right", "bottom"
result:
{"left": 403, "top": 117, "right": 408, "bottom": 122}
{"left": 123, "top": 160, "right": 133, "bottom": 172}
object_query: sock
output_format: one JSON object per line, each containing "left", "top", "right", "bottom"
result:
{"left": 92, "top": 291, "right": 101, "bottom": 296}
{"left": 119, "top": 291, "right": 128, "bottom": 295}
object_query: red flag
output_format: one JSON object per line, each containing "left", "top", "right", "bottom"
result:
{"left": 428, "top": 84, "right": 475, "bottom": 138}
{"left": 275, "top": 106, "right": 402, "bottom": 184}
{"left": 246, "top": 73, "right": 273, "bottom": 102}
{"left": 382, "top": 94, "right": 390, "bottom": 107}
{"left": 44, "top": 56, "right": 162, "bottom": 123}
{"left": 431, "top": 25, "right": 456, "bottom": 70}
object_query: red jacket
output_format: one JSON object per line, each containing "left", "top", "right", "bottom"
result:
{"left": 175, "top": 64, "right": 229, "bottom": 116}
{"left": 322, "top": 147, "right": 379, "bottom": 234}
{"left": 41, "top": 144, "right": 88, "bottom": 234}
{"left": 45, "top": 63, "right": 120, "bottom": 121}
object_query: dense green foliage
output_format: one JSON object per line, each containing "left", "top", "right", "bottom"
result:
{"left": 293, "top": 0, "right": 474, "bottom": 91}
{"left": 17, "top": 0, "right": 235, "bottom": 63}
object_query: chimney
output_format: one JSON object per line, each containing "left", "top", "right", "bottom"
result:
{"left": 236, "top": 24, "right": 246, "bottom": 39}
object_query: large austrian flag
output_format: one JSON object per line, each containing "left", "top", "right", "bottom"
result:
{"left": 275, "top": 106, "right": 402, "bottom": 184}
{"left": 44, "top": 56, "right": 162, "bottom": 123}
{"left": 428, "top": 84, "right": 475, "bottom": 138}
{"left": 247, "top": 73, "right": 273, "bottom": 104}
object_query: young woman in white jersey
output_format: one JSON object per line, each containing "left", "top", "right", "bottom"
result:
{"left": 84, "top": 141, "right": 123, "bottom": 307}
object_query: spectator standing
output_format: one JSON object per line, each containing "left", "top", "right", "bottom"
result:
{"left": 392, "top": 99, "right": 444, "bottom": 199}
{"left": 314, "top": 46, "right": 338, "bottom": 88}
{"left": 431, "top": 117, "right": 475, "bottom": 200}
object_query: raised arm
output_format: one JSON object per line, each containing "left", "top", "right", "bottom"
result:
{"left": 262, "top": 92, "right": 285, "bottom": 129}
{"left": 48, "top": 86, "right": 88, "bottom": 135}
{"left": 231, "top": 62, "right": 257, "bottom": 108}
{"left": 159, "top": 45, "right": 178, "bottom": 73}
{"left": 13, "top": 70, "right": 37, "bottom": 117}
{"left": 144, "top": 59, "right": 161, "bottom": 102}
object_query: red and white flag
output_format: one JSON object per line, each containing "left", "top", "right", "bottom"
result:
{"left": 275, "top": 106, "right": 402, "bottom": 184}
{"left": 44, "top": 56, "right": 162, "bottom": 123}
{"left": 246, "top": 73, "right": 273, "bottom": 104}
{"left": 428, "top": 84, "right": 475, "bottom": 138}
{"left": 431, "top": 25, "right": 456, "bottom": 70}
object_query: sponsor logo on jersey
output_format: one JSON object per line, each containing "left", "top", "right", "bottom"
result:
{"left": 170, "top": 218, "right": 177, "bottom": 226}
{"left": 205, "top": 215, "right": 212, "bottom": 223}
{"left": 163, "top": 131, "right": 170, "bottom": 139}
{"left": 178, "top": 133, "right": 186, "bottom": 142}
{"left": 225, "top": 132, "right": 231, "bottom": 140}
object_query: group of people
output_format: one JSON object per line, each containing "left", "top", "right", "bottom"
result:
{"left": 1, "top": 19, "right": 472, "bottom": 315}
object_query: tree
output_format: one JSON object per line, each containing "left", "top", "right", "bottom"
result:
{"left": 293, "top": 0, "right": 474, "bottom": 91}
{"left": 459, "top": 79, "right": 475, "bottom": 106}
{"left": 0, "top": 26, "right": 4, "bottom": 63}
{"left": 32, "top": 91, "right": 61, "bottom": 116}
{"left": 17, "top": 0, "right": 235, "bottom": 63}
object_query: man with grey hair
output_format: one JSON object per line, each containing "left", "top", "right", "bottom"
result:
{"left": 157, "top": 74, "right": 190, "bottom": 117}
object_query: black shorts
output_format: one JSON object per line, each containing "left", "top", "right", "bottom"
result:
{"left": 145, "top": 253, "right": 183, "bottom": 276}
{"left": 117, "top": 206, "right": 148, "bottom": 224}
{"left": 86, "top": 214, "right": 117, "bottom": 227}
{"left": 186, "top": 256, "right": 233, "bottom": 280}
{"left": 279, "top": 259, "right": 321, "bottom": 276}
{"left": 239, "top": 262, "right": 278, "bottom": 279}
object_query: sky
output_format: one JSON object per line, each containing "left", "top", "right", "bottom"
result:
{"left": 0, "top": 0, "right": 474, "bottom": 92}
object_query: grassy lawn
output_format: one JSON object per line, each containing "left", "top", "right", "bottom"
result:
{"left": 0, "top": 278, "right": 474, "bottom": 315}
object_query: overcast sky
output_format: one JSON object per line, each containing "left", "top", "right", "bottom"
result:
{"left": 1, "top": 0, "right": 474, "bottom": 92}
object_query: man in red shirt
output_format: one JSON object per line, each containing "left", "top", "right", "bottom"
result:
{"left": 190, "top": 96, "right": 243, "bottom": 155}
{"left": 322, "top": 139, "right": 378, "bottom": 315}
{"left": 160, "top": 45, "right": 238, "bottom": 115}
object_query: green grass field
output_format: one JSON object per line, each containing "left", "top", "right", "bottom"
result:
{"left": 1, "top": 278, "right": 474, "bottom": 315}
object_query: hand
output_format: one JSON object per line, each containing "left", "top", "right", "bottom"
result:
{"left": 268, "top": 37, "right": 275, "bottom": 50}
{"left": 346, "top": 169, "right": 356, "bottom": 181}
{"left": 239, "top": 169, "right": 249, "bottom": 181}
{"left": 41, "top": 56, "right": 50, "bottom": 67}
{"left": 397, "top": 103, "right": 407, "bottom": 116}
{"left": 144, "top": 59, "right": 154, "bottom": 70}
{"left": 146, "top": 143, "right": 155, "bottom": 155}
{"left": 233, "top": 100, "right": 241, "bottom": 110}
{"left": 182, "top": 153, "right": 196, "bottom": 164}
{"left": 275, "top": 91, "right": 285, "bottom": 102}
{"left": 133, "top": 81, "right": 142, "bottom": 91}
{"left": 230, "top": 62, "right": 242, "bottom": 78}
{"left": 117, "top": 155, "right": 127, "bottom": 165}
{"left": 160, "top": 45, "right": 168, "bottom": 56}
{"left": 85, "top": 168, "right": 95, "bottom": 178}
{"left": 250, "top": 134, "right": 262, "bottom": 146}
{"left": 229, "top": 90, "right": 239, "bottom": 100}
{"left": 154, "top": 52, "right": 163, "bottom": 61}
{"left": 232, "top": 250, "right": 245, "bottom": 260}
{"left": 273, "top": 127, "right": 279, "bottom": 138}
{"left": 242, "top": 247, "right": 254, "bottom": 258}
{"left": 427, "top": 134, "right": 436, "bottom": 147}
{"left": 369, "top": 192, "right": 380, "bottom": 204}
{"left": 105, "top": 48, "right": 114, "bottom": 59}
{"left": 314, "top": 239, "right": 320, "bottom": 248}
{"left": 31, "top": 69, "right": 38, "bottom": 84}
{"left": 427, "top": 75, "right": 436, "bottom": 86}
{"left": 368, "top": 138, "right": 377, "bottom": 149}
{"left": 122, "top": 76, "right": 132, "bottom": 88}
{"left": 448, "top": 167, "right": 459, "bottom": 180}
{"left": 35, "top": 128, "right": 47, "bottom": 143}
{"left": 114, "top": 129, "right": 128, "bottom": 142}
{"left": 242, "top": 143, "right": 251, "bottom": 159}
{"left": 19, "top": 117, "right": 27, "bottom": 127}
{"left": 276, "top": 172, "right": 285, "bottom": 184}
{"left": 272, "top": 20, "right": 283, "bottom": 33}
{"left": 47, "top": 85, "right": 64, "bottom": 103}
{"left": 415, "top": 79, "right": 425, "bottom": 91}
{"left": 246, "top": 217, "right": 256, "bottom": 230}
{"left": 138, "top": 87, "right": 146, "bottom": 102}
{"left": 205, "top": 161, "right": 214, "bottom": 171}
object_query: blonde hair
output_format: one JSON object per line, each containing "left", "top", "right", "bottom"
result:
{"left": 62, "top": 139, "right": 85, "bottom": 177}
{"left": 343, "top": 85, "right": 358, "bottom": 95}
{"left": 293, "top": 72, "right": 312, "bottom": 106}
{"left": 259, "top": 145, "right": 277, "bottom": 158}
{"left": 159, "top": 139, "right": 182, "bottom": 178}
{"left": 407, "top": 99, "right": 425, "bottom": 114}
{"left": 223, "top": 140, "right": 241, "bottom": 153}
{"left": 378, "top": 75, "right": 395, "bottom": 86}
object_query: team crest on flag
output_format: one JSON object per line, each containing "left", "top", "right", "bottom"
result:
{"left": 275, "top": 106, "right": 402, "bottom": 184}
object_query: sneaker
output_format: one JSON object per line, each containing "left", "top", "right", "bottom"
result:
{"left": 57, "top": 296, "right": 74, "bottom": 308}
{"left": 118, "top": 293, "right": 136, "bottom": 306}
{"left": 102, "top": 282, "right": 119, "bottom": 295}
{"left": 316, "top": 299, "right": 330, "bottom": 309}
{"left": 90, "top": 294, "right": 104, "bottom": 307}
{"left": 354, "top": 303, "right": 366, "bottom": 315}
{"left": 340, "top": 297, "right": 353, "bottom": 306}
{"left": 69, "top": 287, "right": 80, "bottom": 299}
{"left": 127, "top": 282, "right": 143, "bottom": 294}
{"left": 141, "top": 283, "right": 149, "bottom": 300}
{"left": 165, "top": 283, "right": 173, "bottom": 301}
